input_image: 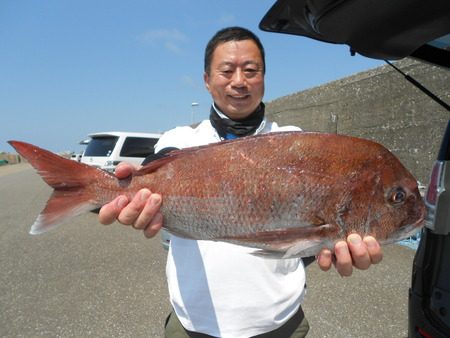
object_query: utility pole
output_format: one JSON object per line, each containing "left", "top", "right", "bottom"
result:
{"left": 191, "top": 102, "right": 199, "bottom": 124}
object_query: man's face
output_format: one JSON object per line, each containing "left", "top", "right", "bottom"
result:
{"left": 204, "top": 39, "right": 265, "bottom": 120}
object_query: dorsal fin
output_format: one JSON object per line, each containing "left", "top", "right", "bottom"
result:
{"left": 136, "top": 131, "right": 305, "bottom": 175}
{"left": 136, "top": 155, "right": 180, "bottom": 175}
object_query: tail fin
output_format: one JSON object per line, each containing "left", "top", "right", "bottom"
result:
{"left": 8, "top": 141, "right": 115, "bottom": 235}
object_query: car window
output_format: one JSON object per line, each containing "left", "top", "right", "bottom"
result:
{"left": 120, "top": 137, "right": 159, "bottom": 157}
{"left": 83, "top": 136, "right": 119, "bottom": 156}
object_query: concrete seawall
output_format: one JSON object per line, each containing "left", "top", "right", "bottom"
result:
{"left": 265, "top": 58, "right": 450, "bottom": 184}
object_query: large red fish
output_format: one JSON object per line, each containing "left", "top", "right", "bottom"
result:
{"left": 9, "top": 131, "right": 425, "bottom": 258}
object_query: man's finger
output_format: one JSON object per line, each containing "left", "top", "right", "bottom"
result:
{"left": 347, "top": 233, "right": 371, "bottom": 270}
{"left": 334, "top": 241, "right": 353, "bottom": 277}
{"left": 98, "top": 195, "right": 129, "bottom": 225}
{"left": 115, "top": 162, "right": 139, "bottom": 179}
{"left": 144, "top": 212, "right": 164, "bottom": 238}
{"left": 317, "top": 249, "right": 333, "bottom": 272}
{"left": 363, "top": 236, "right": 383, "bottom": 264}
{"left": 117, "top": 189, "right": 150, "bottom": 225}
{"left": 134, "top": 193, "right": 162, "bottom": 229}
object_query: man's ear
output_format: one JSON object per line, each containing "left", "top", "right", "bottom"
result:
{"left": 204, "top": 72, "right": 211, "bottom": 93}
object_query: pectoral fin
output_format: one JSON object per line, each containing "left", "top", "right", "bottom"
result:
{"left": 220, "top": 224, "right": 339, "bottom": 258}
{"left": 251, "top": 239, "right": 333, "bottom": 259}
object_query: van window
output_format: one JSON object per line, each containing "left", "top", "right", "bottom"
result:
{"left": 120, "top": 137, "right": 159, "bottom": 157}
{"left": 84, "top": 136, "right": 119, "bottom": 156}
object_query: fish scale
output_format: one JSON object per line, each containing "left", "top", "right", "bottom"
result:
{"left": 8, "top": 131, "right": 426, "bottom": 258}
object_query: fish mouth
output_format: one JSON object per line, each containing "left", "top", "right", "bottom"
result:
{"left": 382, "top": 216, "right": 425, "bottom": 245}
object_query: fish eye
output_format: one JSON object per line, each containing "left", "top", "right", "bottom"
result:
{"left": 388, "top": 187, "right": 407, "bottom": 205}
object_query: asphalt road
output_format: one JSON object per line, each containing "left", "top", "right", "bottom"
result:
{"left": 1, "top": 164, "right": 416, "bottom": 338}
{"left": 0, "top": 164, "right": 170, "bottom": 337}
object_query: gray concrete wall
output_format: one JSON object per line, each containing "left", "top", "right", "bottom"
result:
{"left": 265, "top": 58, "right": 450, "bottom": 184}
{"left": 0, "top": 153, "right": 21, "bottom": 164}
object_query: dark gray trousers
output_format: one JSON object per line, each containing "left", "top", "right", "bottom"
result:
{"left": 164, "top": 306, "right": 309, "bottom": 338}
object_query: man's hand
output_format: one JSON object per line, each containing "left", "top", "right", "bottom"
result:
{"left": 316, "top": 234, "right": 383, "bottom": 277}
{"left": 98, "top": 163, "right": 163, "bottom": 238}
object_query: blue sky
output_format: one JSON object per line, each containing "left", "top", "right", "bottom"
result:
{"left": 1, "top": 0, "right": 384, "bottom": 153}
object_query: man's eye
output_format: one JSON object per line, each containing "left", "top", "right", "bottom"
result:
{"left": 244, "top": 69, "right": 259, "bottom": 77}
{"left": 220, "top": 69, "right": 233, "bottom": 75}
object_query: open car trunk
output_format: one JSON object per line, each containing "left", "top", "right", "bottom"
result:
{"left": 259, "top": 0, "right": 450, "bottom": 66}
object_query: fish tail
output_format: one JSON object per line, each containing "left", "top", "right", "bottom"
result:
{"left": 8, "top": 140, "right": 117, "bottom": 235}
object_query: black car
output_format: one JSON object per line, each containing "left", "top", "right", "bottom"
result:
{"left": 259, "top": 1, "right": 450, "bottom": 337}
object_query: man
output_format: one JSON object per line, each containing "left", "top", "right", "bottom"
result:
{"left": 99, "top": 27, "right": 383, "bottom": 337}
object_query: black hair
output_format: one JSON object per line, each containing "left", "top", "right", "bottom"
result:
{"left": 204, "top": 26, "right": 266, "bottom": 75}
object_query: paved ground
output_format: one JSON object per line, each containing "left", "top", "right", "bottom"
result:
{"left": 0, "top": 162, "right": 30, "bottom": 177}
{"left": 0, "top": 165, "right": 170, "bottom": 338}
{"left": 303, "top": 246, "right": 413, "bottom": 338}
{"left": 0, "top": 164, "right": 416, "bottom": 337}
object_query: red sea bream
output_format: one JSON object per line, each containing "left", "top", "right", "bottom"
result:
{"left": 9, "top": 131, "right": 426, "bottom": 258}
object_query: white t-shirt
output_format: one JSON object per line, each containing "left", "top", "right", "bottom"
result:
{"left": 155, "top": 118, "right": 306, "bottom": 338}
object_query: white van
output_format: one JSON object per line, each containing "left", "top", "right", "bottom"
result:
{"left": 80, "top": 131, "right": 162, "bottom": 172}
{"left": 70, "top": 153, "right": 82, "bottom": 162}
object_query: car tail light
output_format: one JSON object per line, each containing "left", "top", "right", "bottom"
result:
{"left": 424, "top": 161, "right": 442, "bottom": 230}
{"left": 424, "top": 160, "right": 448, "bottom": 233}
{"left": 426, "top": 161, "right": 443, "bottom": 207}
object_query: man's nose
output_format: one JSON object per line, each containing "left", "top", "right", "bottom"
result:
{"left": 231, "top": 68, "right": 246, "bottom": 87}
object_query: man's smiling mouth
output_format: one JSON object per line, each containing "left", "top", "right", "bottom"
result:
{"left": 228, "top": 94, "right": 250, "bottom": 100}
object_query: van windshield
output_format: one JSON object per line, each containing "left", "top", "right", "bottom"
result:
{"left": 84, "top": 136, "right": 119, "bottom": 157}
{"left": 120, "top": 137, "right": 158, "bottom": 157}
